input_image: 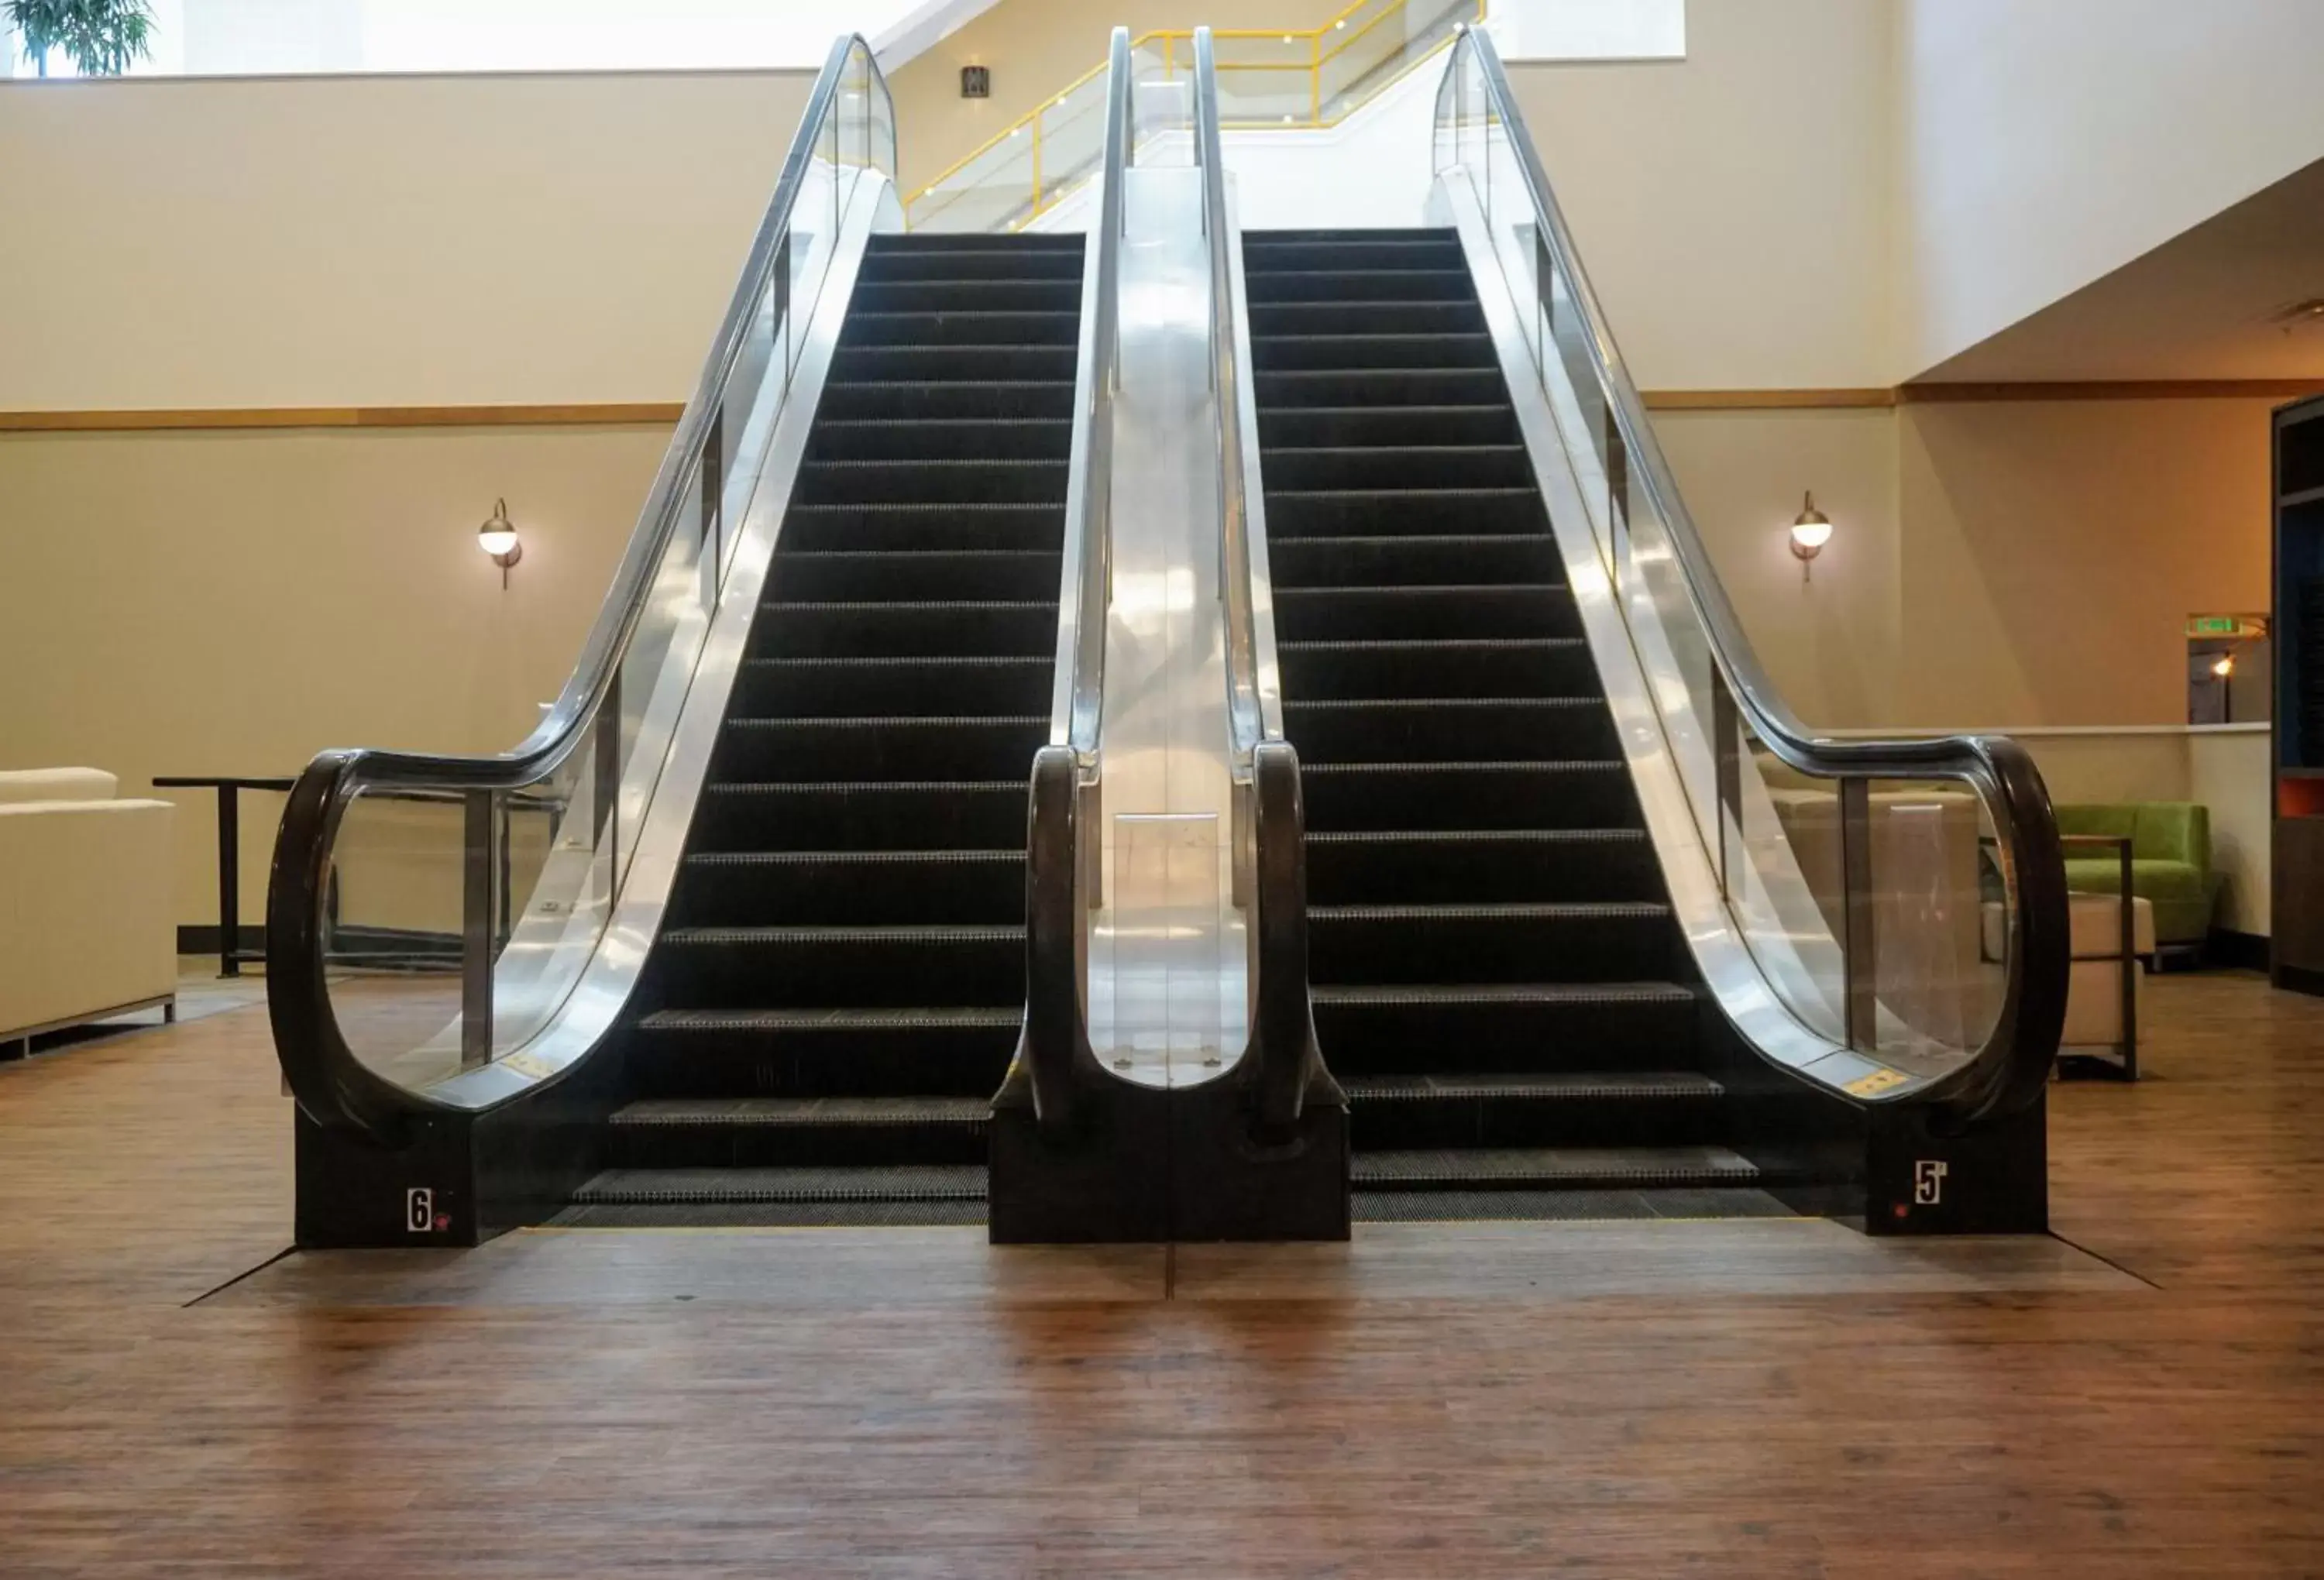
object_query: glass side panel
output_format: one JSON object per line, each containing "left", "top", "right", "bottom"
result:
{"left": 324, "top": 788, "right": 466, "bottom": 1089}
{"left": 1733, "top": 734, "right": 1848, "bottom": 1044}
{"left": 1865, "top": 778, "right": 2006, "bottom": 1072}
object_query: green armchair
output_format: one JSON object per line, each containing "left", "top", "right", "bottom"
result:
{"left": 2054, "top": 802, "right": 2217, "bottom": 946}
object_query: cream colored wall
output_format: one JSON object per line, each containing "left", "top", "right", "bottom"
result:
{"left": 885, "top": 0, "right": 1347, "bottom": 197}
{"left": 1894, "top": 0, "right": 2324, "bottom": 378}
{"left": 1893, "top": 398, "right": 2276, "bottom": 728}
{"left": 1652, "top": 409, "right": 1903, "bottom": 727}
{"left": 0, "top": 70, "right": 812, "bottom": 409}
{"left": 0, "top": 424, "right": 670, "bottom": 929}
{"left": 1507, "top": 0, "right": 1895, "bottom": 390}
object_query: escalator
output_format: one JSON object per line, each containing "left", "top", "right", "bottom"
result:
{"left": 562, "top": 232, "right": 1085, "bottom": 1226}
{"left": 1249, "top": 227, "right": 1773, "bottom": 1221}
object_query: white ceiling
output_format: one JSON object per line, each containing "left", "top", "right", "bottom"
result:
{"left": 1918, "top": 155, "right": 2324, "bottom": 383}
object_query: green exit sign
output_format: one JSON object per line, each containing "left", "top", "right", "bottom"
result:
{"left": 2186, "top": 613, "right": 2269, "bottom": 637}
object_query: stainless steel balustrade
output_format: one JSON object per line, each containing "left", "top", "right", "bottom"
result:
{"left": 268, "top": 36, "right": 899, "bottom": 1138}
{"left": 1427, "top": 27, "right": 2067, "bottom": 1124}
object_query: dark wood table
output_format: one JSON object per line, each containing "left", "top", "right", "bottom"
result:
{"left": 152, "top": 776, "right": 296, "bottom": 978}
{"left": 2059, "top": 832, "right": 2138, "bottom": 1080}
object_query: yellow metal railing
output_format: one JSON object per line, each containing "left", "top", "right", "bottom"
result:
{"left": 904, "top": 0, "right": 1484, "bottom": 232}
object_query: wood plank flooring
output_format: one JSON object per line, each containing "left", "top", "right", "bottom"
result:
{"left": 2, "top": 970, "right": 2320, "bottom": 1576}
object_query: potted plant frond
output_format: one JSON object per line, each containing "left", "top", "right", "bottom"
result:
{"left": 6, "top": 0, "right": 154, "bottom": 77}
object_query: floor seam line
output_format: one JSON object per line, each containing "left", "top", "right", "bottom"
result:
{"left": 2048, "top": 1228, "right": 2164, "bottom": 1290}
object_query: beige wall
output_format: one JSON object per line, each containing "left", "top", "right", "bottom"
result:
{"left": 0, "top": 424, "right": 670, "bottom": 929}
{"left": 0, "top": 71, "right": 812, "bottom": 410}
{"left": 1508, "top": 0, "right": 1896, "bottom": 390}
{"left": 885, "top": 0, "right": 1347, "bottom": 197}
{"left": 1893, "top": 397, "right": 2275, "bottom": 728}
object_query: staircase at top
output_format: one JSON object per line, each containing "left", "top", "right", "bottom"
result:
{"left": 1246, "top": 226, "right": 1787, "bottom": 1221}
{"left": 561, "top": 231, "right": 1086, "bottom": 1226}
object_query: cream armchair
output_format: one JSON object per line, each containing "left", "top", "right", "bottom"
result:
{"left": 0, "top": 769, "right": 177, "bottom": 1053}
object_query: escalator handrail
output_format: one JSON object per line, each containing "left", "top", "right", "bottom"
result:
{"left": 1052, "top": 27, "right": 1129, "bottom": 761}
{"left": 1195, "top": 28, "right": 1329, "bottom": 1134}
{"left": 1442, "top": 27, "right": 2066, "bottom": 1128}
{"left": 1198, "top": 29, "right": 1280, "bottom": 763}
{"left": 267, "top": 35, "right": 895, "bottom": 1141}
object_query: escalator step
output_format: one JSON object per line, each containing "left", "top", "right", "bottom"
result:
{"left": 816, "top": 380, "right": 1074, "bottom": 422}
{"left": 831, "top": 345, "right": 1078, "bottom": 382}
{"left": 572, "top": 1164, "right": 985, "bottom": 1204}
{"left": 1353, "top": 1188, "right": 1795, "bottom": 1223}
{"left": 1278, "top": 638, "right": 1597, "bottom": 699}
{"left": 1308, "top": 829, "right": 1660, "bottom": 905}
{"left": 1260, "top": 404, "right": 1518, "bottom": 448}
{"left": 1312, "top": 980, "right": 1700, "bottom": 1076}
{"left": 1301, "top": 761, "right": 1637, "bottom": 830}
{"left": 766, "top": 549, "right": 1062, "bottom": 602}
{"left": 671, "top": 850, "right": 1023, "bottom": 927}
{"left": 1250, "top": 301, "right": 1486, "bottom": 338}
{"left": 1263, "top": 445, "right": 1534, "bottom": 491}
{"left": 1243, "top": 238, "right": 1463, "bottom": 273}
{"left": 1284, "top": 697, "right": 1618, "bottom": 763}
{"left": 627, "top": 1006, "right": 1019, "bottom": 1100}
{"left": 782, "top": 503, "right": 1063, "bottom": 553}
{"left": 551, "top": 1199, "right": 987, "bottom": 1228}
{"left": 1251, "top": 332, "right": 1497, "bottom": 373}
{"left": 752, "top": 599, "right": 1057, "bottom": 658}
{"left": 713, "top": 718, "right": 1044, "bottom": 782}
{"left": 1344, "top": 1071, "right": 1723, "bottom": 1151}
{"left": 1353, "top": 1146, "right": 1760, "bottom": 1190}
{"left": 653, "top": 924, "right": 1025, "bottom": 1008}
{"left": 796, "top": 459, "right": 1070, "bottom": 506}
{"left": 606, "top": 1096, "right": 988, "bottom": 1169}
{"left": 1256, "top": 368, "right": 1507, "bottom": 408}
{"left": 1344, "top": 1071, "right": 1722, "bottom": 1101}
{"left": 851, "top": 279, "right": 1082, "bottom": 314}
{"left": 691, "top": 781, "right": 1027, "bottom": 851}
{"left": 809, "top": 419, "right": 1071, "bottom": 463}
{"left": 1274, "top": 585, "right": 1580, "bottom": 641}
{"left": 840, "top": 310, "right": 1081, "bottom": 349}
{"left": 1244, "top": 269, "right": 1476, "bottom": 304}
{"left": 731, "top": 655, "right": 1052, "bottom": 715}
{"left": 1269, "top": 533, "right": 1559, "bottom": 586}
{"left": 1263, "top": 487, "right": 1546, "bottom": 538}
{"left": 1310, "top": 902, "right": 1676, "bottom": 984}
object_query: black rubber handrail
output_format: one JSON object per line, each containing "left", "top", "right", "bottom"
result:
{"left": 269, "top": 35, "right": 895, "bottom": 1142}
{"left": 1442, "top": 26, "right": 2066, "bottom": 1128}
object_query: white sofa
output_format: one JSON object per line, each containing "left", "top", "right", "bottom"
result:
{"left": 0, "top": 769, "right": 177, "bottom": 1053}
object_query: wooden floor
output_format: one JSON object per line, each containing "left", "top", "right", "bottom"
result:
{"left": 2, "top": 970, "right": 2320, "bottom": 1576}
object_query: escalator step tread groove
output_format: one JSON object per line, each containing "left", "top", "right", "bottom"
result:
{"left": 1312, "top": 981, "right": 1697, "bottom": 1005}
{"left": 1353, "top": 1147, "right": 1760, "bottom": 1187}
{"left": 638, "top": 1007, "right": 1022, "bottom": 1031}
{"left": 662, "top": 924, "right": 1026, "bottom": 944}
{"left": 574, "top": 1166, "right": 986, "bottom": 1204}
{"left": 613, "top": 1097, "right": 988, "bottom": 1126}
{"left": 1344, "top": 1072, "right": 1724, "bottom": 1101}
{"left": 683, "top": 850, "right": 1023, "bottom": 866}
{"left": 1313, "top": 902, "right": 1671, "bottom": 921}
{"left": 1308, "top": 828, "right": 1647, "bottom": 843}
{"left": 1354, "top": 1189, "right": 1795, "bottom": 1224}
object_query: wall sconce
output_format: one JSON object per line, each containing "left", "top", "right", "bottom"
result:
{"left": 477, "top": 497, "right": 522, "bottom": 589}
{"left": 2211, "top": 654, "right": 2236, "bottom": 679}
{"left": 1789, "top": 491, "right": 1833, "bottom": 582}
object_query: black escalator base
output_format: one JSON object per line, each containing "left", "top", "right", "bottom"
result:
{"left": 568, "top": 232, "right": 1086, "bottom": 1226}
{"left": 1249, "top": 228, "right": 1807, "bottom": 1223}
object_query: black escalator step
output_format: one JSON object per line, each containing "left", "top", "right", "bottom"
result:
{"left": 1284, "top": 697, "right": 1616, "bottom": 763}
{"left": 1256, "top": 369, "right": 1508, "bottom": 409}
{"left": 1263, "top": 447, "right": 1534, "bottom": 492}
{"left": 1353, "top": 1188, "right": 1794, "bottom": 1224}
{"left": 753, "top": 600, "right": 1056, "bottom": 658}
{"left": 628, "top": 1006, "right": 1019, "bottom": 1099}
{"left": 816, "top": 381, "right": 1075, "bottom": 423}
{"left": 767, "top": 549, "right": 1062, "bottom": 602}
{"left": 796, "top": 459, "right": 1069, "bottom": 507}
{"left": 1264, "top": 488, "right": 1545, "bottom": 539}
{"left": 1312, "top": 981, "right": 1700, "bottom": 1076}
{"left": 1252, "top": 333, "right": 1497, "bottom": 373}
{"left": 572, "top": 1164, "right": 985, "bottom": 1205}
{"left": 732, "top": 655, "right": 1052, "bottom": 716}
{"left": 1308, "top": 902, "right": 1676, "bottom": 984}
{"left": 672, "top": 850, "right": 1023, "bottom": 928}
{"left": 552, "top": 1199, "right": 987, "bottom": 1228}
{"left": 808, "top": 419, "right": 1071, "bottom": 463}
{"left": 781, "top": 503, "right": 1062, "bottom": 554}
{"left": 831, "top": 345, "right": 1077, "bottom": 382}
{"left": 1302, "top": 761, "right": 1636, "bottom": 830}
{"left": 1260, "top": 404, "right": 1517, "bottom": 448}
{"left": 713, "top": 716, "right": 1045, "bottom": 783}
{"left": 1278, "top": 638, "right": 1595, "bottom": 699}
{"left": 1274, "top": 585, "right": 1580, "bottom": 641}
{"left": 1244, "top": 269, "right": 1476, "bottom": 304}
{"left": 857, "top": 249, "right": 1082, "bottom": 283}
{"left": 869, "top": 231, "right": 1085, "bottom": 251}
{"left": 1308, "top": 829, "right": 1660, "bottom": 905}
{"left": 1270, "top": 534, "right": 1559, "bottom": 587}
{"left": 851, "top": 279, "right": 1082, "bottom": 314}
{"left": 1250, "top": 301, "right": 1484, "bottom": 338}
{"left": 1345, "top": 1071, "right": 1724, "bottom": 1151}
{"left": 605, "top": 1097, "right": 988, "bottom": 1169}
{"left": 841, "top": 311, "right": 1080, "bottom": 349}
{"left": 1353, "top": 1147, "right": 1759, "bottom": 1190}
{"left": 692, "top": 781, "right": 1026, "bottom": 852}
{"left": 1243, "top": 238, "right": 1463, "bottom": 273}
{"left": 655, "top": 924, "right": 1024, "bottom": 1009}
